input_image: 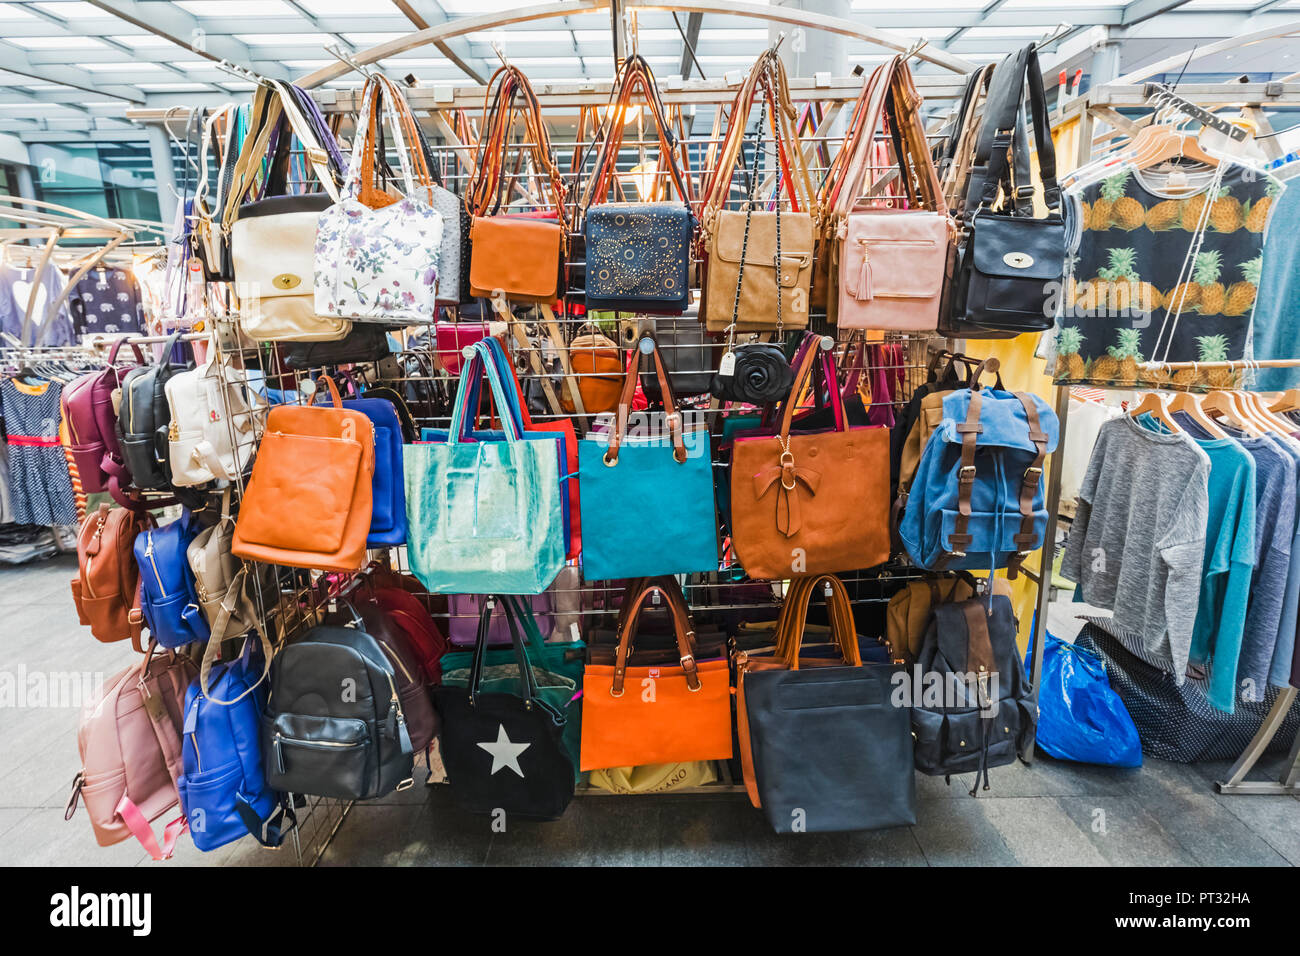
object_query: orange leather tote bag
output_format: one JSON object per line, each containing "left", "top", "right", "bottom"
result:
{"left": 580, "top": 576, "right": 732, "bottom": 771}
{"left": 466, "top": 66, "right": 567, "bottom": 304}
{"left": 730, "top": 339, "right": 890, "bottom": 579}
{"left": 232, "top": 375, "right": 374, "bottom": 572}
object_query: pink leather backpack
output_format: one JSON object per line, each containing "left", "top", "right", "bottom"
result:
{"left": 65, "top": 648, "right": 197, "bottom": 860}
{"left": 62, "top": 338, "right": 147, "bottom": 502}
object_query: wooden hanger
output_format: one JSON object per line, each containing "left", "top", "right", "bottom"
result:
{"left": 1168, "top": 389, "right": 1228, "bottom": 439}
{"left": 1130, "top": 391, "right": 1182, "bottom": 433}
{"left": 1203, "top": 389, "right": 1261, "bottom": 436}
{"left": 1270, "top": 389, "right": 1300, "bottom": 414}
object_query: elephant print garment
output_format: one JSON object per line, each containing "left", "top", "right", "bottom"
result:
{"left": 68, "top": 266, "right": 144, "bottom": 337}
{"left": 1051, "top": 161, "right": 1283, "bottom": 391}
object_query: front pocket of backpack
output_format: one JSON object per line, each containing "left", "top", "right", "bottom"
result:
{"left": 266, "top": 714, "right": 372, "bottom": 799}
{"left": 239, "top": 433, "right": 361, "bottom": 554}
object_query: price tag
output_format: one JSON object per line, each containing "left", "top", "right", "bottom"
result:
{"left": 718, "top": 350, "right": 736, "bottom": 377}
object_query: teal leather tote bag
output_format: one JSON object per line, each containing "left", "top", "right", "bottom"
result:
{"left": 578, "top": 333, "right": 718, "bottom": 581}
{"left": 405, "top": 340, "right": 567, "bottom": 594}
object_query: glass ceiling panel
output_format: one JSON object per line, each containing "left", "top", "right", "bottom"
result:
{"left": 176, "top": 0, "right": 294, "bottom": 15}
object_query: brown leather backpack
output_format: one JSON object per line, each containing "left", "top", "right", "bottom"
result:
{"left": 71, "top": 503, "right": 151, "bottom": 649}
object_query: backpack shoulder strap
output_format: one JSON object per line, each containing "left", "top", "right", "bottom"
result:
{"left": 934, "top": 388, "right": 983, "bottom": 570}
{"left": 1008, "top": 392, "right": 1049, "bottom": 578}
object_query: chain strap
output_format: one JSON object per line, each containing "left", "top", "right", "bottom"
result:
{"left": 726, "top": 97, "right": 769, "bottom": 351}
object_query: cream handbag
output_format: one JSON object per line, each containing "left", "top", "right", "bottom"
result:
{"left": 222, "top": 81, "right": 350, "bottom": 343}
{"left": 165, "top": 350, "right": 267, "bottom": 487}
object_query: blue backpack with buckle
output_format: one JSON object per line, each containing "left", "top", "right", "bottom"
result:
{"left": 900, "top": 372, "right": 1057, "bottom": 576}
{"left": 135, "top": 508, "right": 210, "bottom": 649}
{"left": 178, "top": 637, "right": 294, "bottom": 852}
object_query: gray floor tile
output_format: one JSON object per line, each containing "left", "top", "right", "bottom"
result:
{"left": 977, "top": 797, "right": 1109, "bottom": 866}
{"left": 1055, "top": 796, "right": 1197, "bottom": 865}
{"left": 911, "top": 797, "right": 1018, "bottom": 866}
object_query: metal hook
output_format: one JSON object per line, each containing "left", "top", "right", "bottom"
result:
{"left": 324, "top": 43, "right": 375, "bottom": 80}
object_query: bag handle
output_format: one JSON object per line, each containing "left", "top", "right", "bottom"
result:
{"left": 198, "top": 566, "right": 274, "bottom": 705}
{"left": 468, "top": 596, "right": 541, "bottom": 704}
{"left": 105, "top": 336, "right": 146, "bottom": 367}
{"left": 447, "top": 340, "right": 522, "bottom": 445}
{"left": 610, "top": 575, "right": 701, "bottom": 695}
{"left": 973, "top": 45, "right": 1060, "bottom": 216}
{"left": 772, "top": 575, "right": 861, "bottom": 669}
{"left": 777, "top": 335, "right": 844, "bottom": 440}
{"left": 316, "top": 373, "right": 345, "bottom": 409}
{"left": 348, "top": 75, "right": 435, "bottom": 208}
{"left": 602, "top": 332, "right": 686, "bottom": 465}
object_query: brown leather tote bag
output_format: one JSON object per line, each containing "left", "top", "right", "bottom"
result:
{"left": 232, "top": 375, "right": 374, "bottom": 573}
{"left": 730, "top": 338, "right": 890, "bottom": 579}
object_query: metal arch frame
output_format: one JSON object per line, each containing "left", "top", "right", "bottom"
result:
{"left": 293, "top": 0, "right": 979, "bottom": 90}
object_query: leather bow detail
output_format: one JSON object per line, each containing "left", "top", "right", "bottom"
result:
{"left": 754, "top": 458, "right": 822, "bottom": 537}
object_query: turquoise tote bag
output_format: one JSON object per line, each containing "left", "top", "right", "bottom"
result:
{"left": 405, "top": 340, "right": 566, "bottom": 594}
{"left": 578, "top": 333, "right": 718, "bottom": 581}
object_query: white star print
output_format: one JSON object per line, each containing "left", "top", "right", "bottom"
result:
{"left": 476, "top": 724, "right": 530, "bottom": 778}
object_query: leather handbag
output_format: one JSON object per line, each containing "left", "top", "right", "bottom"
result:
{"left": 404, "top": 340, "right": 566, "bottom": 594}
{"left": 636, "top": 315, "right": 716, "bottom": 401}
{"left": 434, "top": 595, "right": 576, "bottom": 819}
{"left": 262, "top": 624, "right": 415, "bottom": 800}
{"left": 580, "top": 55, "right": 694, "bottom": 314}
{"left": 435, "top": 316, "right": 488, "bottom": 375}
{"left": 563, "top": 329, "right": 623, "bottom": 415}
{"left": 223, "top": 82, "right": 350, "bottom": 343}
{"left": 945, "top": 44, "right": 1064, "bottom": 337}
{"left": 232, "top": 375, "right": 375, "bottom": 573}
{"left": 370, "top": 585, "right": 448, "bottom": 685}
{"left": 710, "top": 340, "right": 793, "bottom": 404}
{"left": 447, "top": 591, "right": 554, "bottom": 647}
{"left": 165, "top": 351, "right": 267, "bottom": 487}
{"left": 117, "top": 331, "right": 187, "bottom": 491}
{"left": 466, "top": 66, "right": 568, "bottom": 304}
{"left": 62, "top": 338, "right": 146, "bottom": 500}
{"left": 188, "top": 489, "right": 267, "bottom": 645}
{"left": 729, "top": 340, "right": 890, "bottom": 579}
{"left": 135, "top": 509, "right": 210, "bottom": 650}
{"left": 341, "top": 396, "right": 407, "bottom": 547}
{"left": 886, "top": 571, "right": 1012, "bottom": 664}
{"left": 735, "top": 574, "right": 916, "bottom": 833}
{"left": 825, "top": 57, "right": 954, "bottom": 331}
{"left": 66, "top": 649, "right": 197, "bottom": 859}
{"left": 699, "top": 49, "right": 818, "bottom": 333}
{"left": 315, "top": 75, "right": 444, "bottom": 325}
{"left": 578, "top": 333, "right": 718, "bottom": 581}
{"left": 278, "top": 323, "right": 391, "bottom": 370}
{"left": 71, "top": 502, "right": 150, "bottom": 649}
{"left": 580, "top": 576, "right": 732, "bottom": 771}
{"left": 912, "top": 592, "right": 1035, "bottom": 792}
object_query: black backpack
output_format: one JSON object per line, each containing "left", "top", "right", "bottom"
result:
{"left": 911, "top": 592, "right": 1035, "bottom": 793}
{"left": 262, "top": 625, "right": 415, "bottom": 801}
{"left": 117, "top": 331, "right": 185, "bottom": 490}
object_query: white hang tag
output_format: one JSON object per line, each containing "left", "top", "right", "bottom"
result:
{"left": 718, "top": 350, "right": 736, "bottom": 377}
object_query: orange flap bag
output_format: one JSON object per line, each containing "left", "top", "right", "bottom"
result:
{"left": 580, "top": 576, "right": 733, "bottom": 771}
{"left": 232, "top": 375, "right": 374, "bottom": 573}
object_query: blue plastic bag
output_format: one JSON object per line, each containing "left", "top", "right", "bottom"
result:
{"left": 1026, "top": 631, "right": 1142, "bottom": 767}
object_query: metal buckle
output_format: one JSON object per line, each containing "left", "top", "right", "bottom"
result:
{"left": 395, "top": 777, "right": 415, "bottom": 792}
{"left": 949, "top": 550, "right": 967, "bottom": 559}
{"left": 958, "top": 465, "right": 977, "bottom": 481}
{"left": 1024, "top": 466, "right": 1043, "bottom": 478}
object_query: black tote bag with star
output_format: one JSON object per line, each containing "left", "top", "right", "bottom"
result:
{"left": 433, "top": 596, "right": 575, "bottom": 821}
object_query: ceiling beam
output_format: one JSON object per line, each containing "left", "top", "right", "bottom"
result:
{"left": 1120, "top": 0, "right": 1195, "bottom": 26}
{"left": 946, "top": 0, "right": 1012, "bottom": 46}
{"left": 679, "top": 11, "right": 703, "bottom": 79}
{"left": 0, "top": 41, "right": 146, "bottom": 103}
{"left": 390, "top": 0, "right": 489, "bottom": 83}
{"left": 284, "top": 0, "right": 355, "bottom": 53}
{"left": 83, "top": 0, "right": 292, "bottom": 82}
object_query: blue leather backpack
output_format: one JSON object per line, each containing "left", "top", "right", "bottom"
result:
{"left": 135, "top": 508, "right": 210, "bottom": 649}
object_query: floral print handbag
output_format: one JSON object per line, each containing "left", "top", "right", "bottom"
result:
{"left": 315, "top": 74, "right": 444, "bottom": 324}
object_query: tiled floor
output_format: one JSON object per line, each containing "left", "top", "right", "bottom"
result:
{"left": 3, "top": 554, "right": 1297, "bottom": 866}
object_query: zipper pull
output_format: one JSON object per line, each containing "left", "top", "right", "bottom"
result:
{"left": 274, "top": 733, "right": 285, "bottom": 774}
{"left": 144, "top": 533, "right": 153, "bottom": 558}
{"left": 168, "top": 419, "right": 179, "bottom": 441}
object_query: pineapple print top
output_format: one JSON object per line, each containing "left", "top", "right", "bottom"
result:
{"left": 1051, "top": 160, "right": 1284, "bottom": 391}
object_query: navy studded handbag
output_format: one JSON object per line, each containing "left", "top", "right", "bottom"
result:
{"left": 580, "top": 55, "right": 695, "bottom": 315}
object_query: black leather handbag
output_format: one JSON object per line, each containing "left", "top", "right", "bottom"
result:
{"left": 944, "top": 44, "right": 1063, "bottom": 338}
{"left": 280, "top": 324, "right": 391, "bottom": 370}
{"left": 911, "top": 593, "right": 1035, "bottom": 793}
{"left": 116, "top": 331, "right": 186, "bottom": 491}
{"left": 710, "top": 341, "right": 793, "bottom": 404}
{"left": 432, "top": 596, "right": 575, "bottom": 821}
{"left": 736, "top": 575, "right": 916, "bottom": 834}
{"left": 262, "top": 624, "right": 415, "bottom": 801}
{"left": 580, "top": 55, "right": 694, "bottom": 315}
{"left": 638, "top": 315, "right": 716, "bottom": 400}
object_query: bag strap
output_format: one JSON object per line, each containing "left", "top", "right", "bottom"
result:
{"left": 771, "top": 574, "right": 860, "bottom": 669}
{"left": 603, "top": 331, "right": 685, "bottom": 464}
{"left": 199, "top": 567, "right": 274, "bottom": 704}
{"left": 935, "top": 387, "right": 984, "bottom": 571}
{"left": 1008, "top": 392, "right": 1048, "bottom": 578}
{"left": 970, "top": 45, "right": 1060, "bottom": 217}
{"left": 348, "top": 75, "right": 435, "bottom": 209}
{"left": 610, "top": 576, "right": 700, "bottom": 695}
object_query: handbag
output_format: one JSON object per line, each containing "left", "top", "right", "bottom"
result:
{"left": 710, "top": 340, "right": 793, "bottom": 404}
{"left": 66, "top": 649, "right": 197, "bottom": 858}
{"left": 944, "top": 44, "right": 1064, "bottom": 337}
{"left": 223, "top": 82, "right": 350, "bottom": 343}
{"left": 278, "top": 323, "right": 391, "bottom": 370}
{"left": 825, "top": 57, "right": 954, "bottom": 331}
{"left": 578, "top": 333, "right": 718, "bottom": 581}
{"left": 447, "top": 591, "right": 554, "bottom": 647}
{"left": 580, "top": 576, "right": 732, "bottom": 771}
{"left": 580, "top": 55, "right": 694, "bottom": 315}
{"left": 885, "top": 571, "right": 1012, "bottom": 664}
{"left": 62, "top": 337, "right": 145, "bottom": 500}
{"left": 341, "top": 396, "right": 407, "bottom": 547}
{"left": 699, "top": 49, "right": 817, "bottom": 333}
{"left": 562, "top": 328, "right": 623, "bottom": 415}
{"left": 117, "top": 330, "right": 188, "bottom": 491}
{"left": 232, "top": 375, "right": 375, "bottom": 573}
{"left": 434, "top": 595, "right": 575, "bottom": 819}
{"left": 135, "top": 509, "right": 210, "bottom": 650}
{"left": 735, "top": 574, "right": 916, "bottom": 833}
{"left": 637, "top": 315, "right": 716, "bottom": 401}
{"left": 165, "top": 351, "right": 267, "bottom": 487}
{"left": 435, "top": 315, "right": 489, "bottom": 375}
{"left": 729, "top": 339, "right": 890, "bottom": 580}
{"left": 466, "top": 66, "right": 568, "bottom": 304}
{"left": 315, "top": 75, "right": 444, "bottom": 325}
{"left": 71, "top": 502, "right": 150, "bottom": 649}
{"left": 188, "top": 489, "right": 272, "bottom": 646}
{"left": 588, "top": 762, "right": 718, "bottom": 794}
{"left": 404, "top": 340, "right": 566, "bottom": 594}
